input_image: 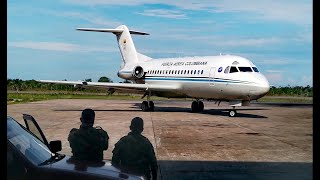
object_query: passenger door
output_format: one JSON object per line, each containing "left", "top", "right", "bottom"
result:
{"left": 22, "top": 114, "right": 50, "bottom": 148}
{"left": 209, "top": 67, "right": 216, "bottom": 86}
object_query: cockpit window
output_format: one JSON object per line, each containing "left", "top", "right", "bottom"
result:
{"left": 238, "top": 67, "right": 253, "bottom": 72}
{"left": 230, "top": 66, "right": 238, "bottom": 73}
{"left": 252, "top": 67, "right": 259, "bottom": 72}
{"left": 224, "top": 66, "right": 230, "bottom": 74}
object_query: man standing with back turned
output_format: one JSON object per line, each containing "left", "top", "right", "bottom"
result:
{"left": 68, "top": 108, "right": 109, "bottom": 161}
{"left": 112, "top": 117, "right": 158, "bottom": 180}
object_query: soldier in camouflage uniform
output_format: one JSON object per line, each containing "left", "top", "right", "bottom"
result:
{"left": 112, "top": 117, "right": 158, "bottom": 180}
{"left": 68, "top": 108, "right": 109, "bottom": 162}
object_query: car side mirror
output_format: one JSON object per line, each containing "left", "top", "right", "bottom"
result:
{"left": 49, "top": 140, "right": 62, "bottom": 153}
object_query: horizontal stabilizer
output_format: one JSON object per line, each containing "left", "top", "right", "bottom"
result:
{"left": 76, "top": 28, "right": 149, "bottom": 35}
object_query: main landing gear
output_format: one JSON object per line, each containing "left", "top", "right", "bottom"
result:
{"left": 191, "top": 100, "right": 204, "bottom": 113}
{"left": 229, "top": 107, "right": 237, "bottom": 117}
{"left": 140, "top": 91, "right": 154, "bottom": 112}
{"left": 141, "top": 101, "right": 154, "bottom": 112}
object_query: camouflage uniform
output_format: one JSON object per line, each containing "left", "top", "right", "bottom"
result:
{"left": 68, "top": 125, "right": 109, "bottom": 161}
{"left": 112, "top": 132, "right": 158, "bottom": 180}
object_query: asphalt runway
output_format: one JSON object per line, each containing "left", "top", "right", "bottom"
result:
{"left": 7, "top": 99, "right": 312, "bottom": 180}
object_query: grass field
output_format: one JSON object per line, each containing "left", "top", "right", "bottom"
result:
{"left": 7, "top": 91, "right": 313, "bottom": 105}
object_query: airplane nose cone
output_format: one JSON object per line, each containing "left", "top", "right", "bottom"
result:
{"left": 258, "top": 75, "right": 270, "bottom": 96}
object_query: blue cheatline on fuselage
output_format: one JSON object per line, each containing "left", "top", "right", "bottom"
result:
{"left": 145, "top": 76, "right": 257, "bottom": 85}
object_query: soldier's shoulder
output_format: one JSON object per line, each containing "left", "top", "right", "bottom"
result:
{"left": 69, "top": 128, "right": 79, "bottom": 134}
{"left": 140, "top": 134, "right": 150, "bottom": 141}
{"left": 95, "top": 126, "right": 108, "bottom": 135}
{"left": 68, "top": 128, "right": 79, "bottom": 140}
{"left": 114, "top": 136, "right": 128, "bottom": 147}
{"left": 140, "top": 135, "right": 154, "bottom": 146}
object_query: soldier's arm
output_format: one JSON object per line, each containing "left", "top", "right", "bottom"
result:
{"left": 96, "top": 127, "right": 109, "bottom": 150}
{"left": 147, "top": 141, "right": 158, "bottom": 180}
{"left": 68, "top": 128, "right": 78, "bottom": 142}
{"left": 111, "top": 143, "right": 121, "bottom": 167}
{"left": 102, "top": 130, "right": 109, "bottom": 150}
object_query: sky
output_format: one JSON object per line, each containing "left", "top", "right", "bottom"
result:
{"left": 8, "top": 0, "right": 312, "bottom": 87}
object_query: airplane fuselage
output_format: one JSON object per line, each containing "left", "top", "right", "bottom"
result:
{"left": 118, "top": 54, "right": 270, "bottom": 101}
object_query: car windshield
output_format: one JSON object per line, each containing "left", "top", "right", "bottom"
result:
{"left": 7, "top": 117, "right": 53, "bottom": 166}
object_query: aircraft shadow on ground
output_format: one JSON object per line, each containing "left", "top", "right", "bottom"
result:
{"left": 54, "top": 106, "right": 268, "bottom": 118}
{"left": 133, "top": 103, "right": 268, "bottom": 118}
{"left": 157, "top": 160, "right": 312, "bottom": 180}
{"left": 54, "top": 109, "right": 141, "bottom": 112}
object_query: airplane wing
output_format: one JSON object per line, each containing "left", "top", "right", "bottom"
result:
{"left": 37, "top": 80, "right": 180, "bottom": 93}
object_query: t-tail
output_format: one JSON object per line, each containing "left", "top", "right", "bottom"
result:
{"left": 76, "top": 25, "right": 149, "bottom": 65}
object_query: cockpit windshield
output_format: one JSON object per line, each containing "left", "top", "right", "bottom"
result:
{"left": 229, "top": 66, "right": 238, "bottom": 73}
{"left": 252, "top": 67, "right": 259, "bottom": 72}
{"left": 225, "top": 66, "right": 259, "bottom": 73}
{"left": 238, "top": 67, "right": 253, "bottom": 72}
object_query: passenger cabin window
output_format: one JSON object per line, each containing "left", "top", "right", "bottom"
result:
{"left": 230, "top": 66, "right": 238, "bottom": 73}
{"left": 238, "top": 67, "right": 253, "bottom": 72}
{"left": 252, "top": 67, "right": 259, "bottom": 72}
{"left": 224, "top": 66, "right": 230, "bottom": 74}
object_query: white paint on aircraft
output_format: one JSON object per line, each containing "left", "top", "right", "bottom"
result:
{"left": 39, "top": 25, "right": 270, "bottom": 116}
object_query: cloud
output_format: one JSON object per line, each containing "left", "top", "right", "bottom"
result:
{"left": 216, "top": 37, "right": 281, "bottom": 47}
{"left": 209, "top": 0, "right": 312, "bottom": 25}
{"left": 64, "top": 0, "right": 312, "bottom": 25}
{"left": 8, "top": 41, "right": 117, "bottom": 52}
{"left": 9, "top": 6, "right": 122, "bottom": 27}
{"left": 136, "top": 9, "right": 187, "bottom": 19}
{"left": 301, "top": 75, "right": 313, "bottom": 86}
{"left": 266, "top": 70, "right": 285, "bottom": 73}
{"left": 155, "top": 34, "right": 282, "bottom": 47}
{"left": 45, "top": 10, "right": 122, "bottom": 27}
{"left": 265, "top": 73, "right": 283, "bottom": 85}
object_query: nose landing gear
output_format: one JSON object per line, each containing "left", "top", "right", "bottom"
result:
{"left": 229, "top": 107, "right": 237, "bottom": 117}
{"left": 141, "top": 101, "right": 154, "bottom": 112}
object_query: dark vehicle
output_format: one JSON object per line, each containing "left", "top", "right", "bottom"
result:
{"left": 7, "top": 114, "right": 144, "bottom": 180}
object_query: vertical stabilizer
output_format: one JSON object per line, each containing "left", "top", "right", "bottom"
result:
{"left": 77, "top": 25, "right": 149, "bottom": 65}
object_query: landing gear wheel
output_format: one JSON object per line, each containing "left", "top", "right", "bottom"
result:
{"left": 191, "top": 101, "right": 199, "bottom": 112}
{"left": 149, "top": 101, "right": 154, "bottom": 112}
{"left": 198, "top": 101, "right": 204, "bottom": 112}
{"left": 141, "top": 101, "right": 149, "bottom": 112}
{"left": 229, "top": 110, "right": 237, "bottom": 117}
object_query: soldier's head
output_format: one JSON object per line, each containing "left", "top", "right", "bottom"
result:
{"left": 130, "top": 117, "right": 144, "bottom": 133}
{"left": 80, "top": 108, "right": 95, "bottom": 127}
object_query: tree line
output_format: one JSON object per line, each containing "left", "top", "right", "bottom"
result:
{"left": 7, "top": 78, "right": 312, "bottom": 97}
{"left": 7, "top": 77, "right": 117, "bottom": 93}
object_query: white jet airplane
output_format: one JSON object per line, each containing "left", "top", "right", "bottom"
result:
{"left": 39, "top": 25, "right": 270, "bottom": 117}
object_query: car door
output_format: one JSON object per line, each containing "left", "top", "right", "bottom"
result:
{"left": 23, "top": 114, "right": 50, "bottom": 148}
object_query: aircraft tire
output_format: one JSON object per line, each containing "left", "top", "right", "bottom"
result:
{"left": 141, "top": 101, "right": 149, "bottom": 112}
{"left": 229, "top": 110, "right": 237, "bottom": 117}
{"left": 191, "top": 101, "right": 199, "bottom": 112}
{"left": 198, "top": 101, "right": 204, "bottom": 112}
{"left": 149, "top": 101, "right": 154, "bottom": 112}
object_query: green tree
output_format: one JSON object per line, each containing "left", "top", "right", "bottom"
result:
{"left": 98, "top": 76, "right": 113, "bottom": 82}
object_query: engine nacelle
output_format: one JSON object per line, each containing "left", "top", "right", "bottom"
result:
{"left": 117, "top": 66, "right": 145, "bottom": 80}
{"left": 74, "top": 84, "right": 83, "bottom": 88}
{"left": 133, "top": 66, "right": 144, "bottom": 78}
